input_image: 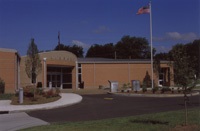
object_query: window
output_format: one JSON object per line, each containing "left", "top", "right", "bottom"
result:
{"left": 78, "top": 64, "right": 82, "bottom": 83}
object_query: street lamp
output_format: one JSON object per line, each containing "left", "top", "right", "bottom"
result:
{"left": 43, "top": 58, "right": 47, "bottom": 88}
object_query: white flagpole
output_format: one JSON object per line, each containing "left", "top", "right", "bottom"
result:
{"left": 149, "top": 1, "right": 154, "bottom": 89}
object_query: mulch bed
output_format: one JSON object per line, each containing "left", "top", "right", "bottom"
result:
{"left": 120, "top": 90, "right": 183, "bottom": 95}
{"left": 11, "top": 95, "right": 61, "bottom": 105}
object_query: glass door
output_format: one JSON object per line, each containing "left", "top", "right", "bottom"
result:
{"left": 47, "top": 73, "right": 61, "bottom": 88}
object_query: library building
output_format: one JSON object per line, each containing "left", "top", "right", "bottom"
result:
{"left": 0, "top": 48, "right": 174, "bottom": 93}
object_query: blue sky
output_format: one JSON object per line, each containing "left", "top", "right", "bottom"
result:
{"left": 0, "top": 0, "right": 199, "bottom": 56}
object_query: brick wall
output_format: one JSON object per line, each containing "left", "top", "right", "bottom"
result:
{"left": 81, "top": 62, "right": 173, "bottom": 88}
{"left": 0, "top": 51, "right": 18, "bottom": 93}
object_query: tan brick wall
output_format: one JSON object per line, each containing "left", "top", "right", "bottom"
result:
{"left": 81, "top": 62, "right": 173, "bottom": 88}
{"left": 0, "top": 52, "right": 17, "bottom": 93}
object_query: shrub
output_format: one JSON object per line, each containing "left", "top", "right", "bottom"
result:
{"left": 99, "top": 85, "right": 103, "bottom": 89}
{"left": 23, "top": 85, "right": 35, "bottom": 97}
{"left": 0, "top": 77, "right": 5, "bottom": 94}
{"left": 0, "top": 93, "right": 13, "bottom": 100}
{"left": 36, "top": 88, "right": 44, "bottom": 95}
{"left": 171, "top": 88, "right": 174, "bottom": 94}
{"left": 177, "top": 87, "right": 182, "bottom": 93}
{"left": 122, "top": 83, "right": 131, "bottom": 90}
{"left": 161, "top": 87, "right": 171, "bottom": 94}
{"left": 143, "top": 71, "right": 152, "bottom": 87}
{"left": 43, "top": 88, "right": 60, "bottom": 98}
{"left": 55, "top": 88, "right": 60, "bottom": 94}
{"left": 152, "top": 86, "right": 159, "bottom": 93}
{"left": 142, "top": 86, "right": 147, "bottom": 93}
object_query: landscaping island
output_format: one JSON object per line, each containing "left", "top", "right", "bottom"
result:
{"left": 108, "top": 86, "right": 199, "bottom": 97}
{"left": 12, "top": 85, "right": 61, "bottom": 105}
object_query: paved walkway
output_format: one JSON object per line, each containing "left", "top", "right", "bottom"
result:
{"left": 0, "top": 93, "right": 82, "bottom": 113}
{"left": 0, "top": 112, "right": 49, "bottom": 131}
{"left": 0, "top": 93, "right": 82, "bottom": 131}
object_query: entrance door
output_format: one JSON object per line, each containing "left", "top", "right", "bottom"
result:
{"left": 47, "top": 73, "right": 61, "bottom": 88}
{"left": 52, "top": 74, "right": 61, "bottom": 87}
{"left": 47, "top": 66, "right": 73, "bottom": 89}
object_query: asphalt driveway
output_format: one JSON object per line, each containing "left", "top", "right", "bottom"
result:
{"left": 28, "top": 94, "right": 200, "bottom": 123}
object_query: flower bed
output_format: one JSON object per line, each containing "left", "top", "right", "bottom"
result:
{"left": 11, "top": 85, "right": 61, "bottom": 105}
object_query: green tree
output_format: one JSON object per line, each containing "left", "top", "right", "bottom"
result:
{"left": 169, "top": 44, "right": 196, "bottom": 126}
{"left": 115, "top": 36, "right": 152, "bottom": 59}
{"left": 54, "top": 44, "right": 84, "bottom": 57}
{"left": 169, "top": 44, "right": 195, "bottom": 86}
{"left": 86, "top": 43, "right": 115, "bottom": 58}
{"left": 153, "top": 52, "right": 169, "bottom": 77}
{"left": 25, "top": 38, "right": 42, "bottom": 84}
{"left": 185, "top": 39, "right": 200, "bottom": 78}
{"left": 70, "top": 45, "right": 84, "bottom": 58}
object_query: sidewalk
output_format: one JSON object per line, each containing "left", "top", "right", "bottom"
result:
{"left": 0, "top": 93, "right": 82, "bottom": 131}
{"left": 0, "top": 112, "right": 49, "bottom": 131}
{"left": 0, "top": 93, "right": 82, "bottom": 113}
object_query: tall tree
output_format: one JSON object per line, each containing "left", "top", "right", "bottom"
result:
{"left": 115, "top": 36, "right": 151, "bottom": 59}
{"left": 169, "top": 44, "right": 196, "bottom": 126}
{"left": 54, "top": 44, "right": 84, "bottom": 57}
{"left": 25, "top": 38, "right": 42, "bottom": 84}
{"left": 153, "top": 52, "right": 169, "bottom": 76}
{"left": 86, "top": 43, "right": 115, "bottom": 58}
{"left": 185, "top": 39, "right": 200, "bottom": 78}
{"left": 169, "top": 44, "right": 195, "bottom": 86}
{"left": 169, "top": 44, "right": 195, "bottom": 125}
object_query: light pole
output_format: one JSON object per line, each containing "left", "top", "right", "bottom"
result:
{"left": 43, "top": 58, "right": 47, "bottom": 88}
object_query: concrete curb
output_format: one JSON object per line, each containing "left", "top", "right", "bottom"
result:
{"left": 0, "top": 93, "right": 82, "bottom": 113}
{"left": 109, "top": 91, "right": 199, "bottom": 98}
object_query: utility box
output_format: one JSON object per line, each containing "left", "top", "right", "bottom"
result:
{"left": 19, "top": 88, "right": 23, "bottom": 104}
{"left": 108, "top": 80, "right": 118, "bottom": 93}
{"left": 132, "top": 80, "right": 140, "bottom": 91}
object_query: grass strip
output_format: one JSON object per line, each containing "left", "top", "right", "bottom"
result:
{"left": 21, "top": 108, "right": 200, "bottom": 131}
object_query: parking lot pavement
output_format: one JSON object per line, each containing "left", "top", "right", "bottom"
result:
{"left": 0, "top": 112, "right": 49, "bottom": 131}
{"left": 28, "top": 94, "right": 200, "bottom": 123}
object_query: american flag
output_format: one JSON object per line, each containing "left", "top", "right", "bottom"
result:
{"left": 137, "top": 6, "right": 150, "bottom": 15}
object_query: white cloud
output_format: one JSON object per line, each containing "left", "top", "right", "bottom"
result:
{"left": 153, "top": 32, "right": 199, "bottom": 42}
{"left": 166, "top": 32, "right": 182, "bottom": 40}
{"left": 155, "top": 46, "right": 171, "bottom": 53}
{"left": 71, "top": 40, "right": 90, "bottom": 49}
{"left": 93, "top": 25, "right": 111, "bottom": 34}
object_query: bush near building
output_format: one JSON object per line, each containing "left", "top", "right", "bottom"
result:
{"left": 0, "top": 77, "right": 5, "bottom": 94}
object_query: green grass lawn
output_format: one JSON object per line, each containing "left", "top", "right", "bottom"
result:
{"left": 21, "top": 108, "right": 200, "bottom": 131}
{"left": 0, "top": 93, "right": 14, "bottom": 100}
{"left": 195, "top": 79, "right": 200, "bottom": 89}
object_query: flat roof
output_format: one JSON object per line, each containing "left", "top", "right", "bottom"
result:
{"left": 0, "top": 48, "right": 18, "bottom": 53}
{"left": 0, "top": 48, "right": 20, "bottom": 58}
{"left": 78, "top": 58, "right": 169, "bottom": 64}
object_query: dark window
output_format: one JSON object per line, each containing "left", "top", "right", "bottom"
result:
{"left": 63, "top": 68, "right": 72, "bottom": 73}
{"left": 78, "top": 74, "right": 82, "bottom": 83}
{"left": 63, "top": 74, "right": 72, "bottom": 83}
{"left": 78, "top": 68, "right": 81, "bottom": 73}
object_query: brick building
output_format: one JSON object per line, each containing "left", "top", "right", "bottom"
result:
{"left": 0, "top": 49, "right": 174, "bottom": 93}
{"left": 0, "top": 48, "right": 20, "bottom": 93}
